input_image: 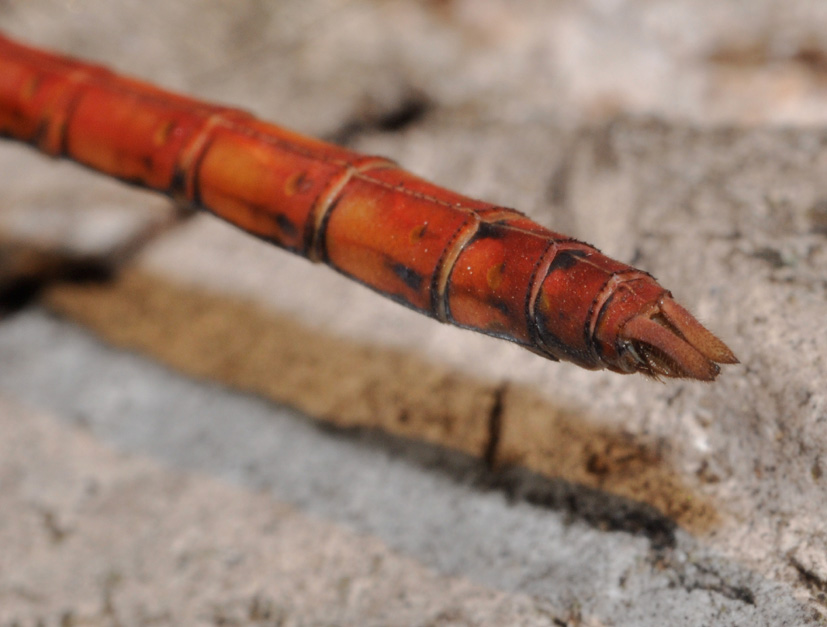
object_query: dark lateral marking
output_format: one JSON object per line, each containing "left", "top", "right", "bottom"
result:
{"left": 389, "top": 261, "right": 423, "bottom": 292}
{"left": 384, "top": 289, "right": 417, "bottom": 311}
{"left": 32, "top": 118, "right": 50, "bottom": 152}
{"left": 140, "top": 154, "right": 154, "bottom": 176}
{"left": 307, "top": 195, "right": 342, "bottom": 262}
{"left": 274, "top": 213, "right": 298, "bottom": 239}
{"left": 169, "top": 165, "right": 187, "bottom": 197}
{"left": 487, "top": 296, "right": 512, "bottom": 318}
{"left": 484, "top": 383, "right": 507, "bottom": 470}
{"left": 473, "top": 220, "right": 507, "bottom": 241}
{"left": 535, "top": 308, "right": 594, "bottom": 367}
{"left": 54, "top": 112, "right": 72, "bottom": 158}
{"left": 111, "top": 173, "right": 163, "bottom": 190}
{"left": 56, "top": 81, "right": 89, "bottom": 158}
{"left": 547, "top": 248, "right": 588, "bottom": 273}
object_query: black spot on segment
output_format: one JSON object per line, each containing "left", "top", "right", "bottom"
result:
{"left": 389, "top": 262, "right": 423, "bottom": 292}
{"left": 169, "top": 166, "right": 187, "bottom": 197}
{"left": 140, "top": 154, "right": 154, "bottom": 175}
{"left": 55, "top": 117, "right": 71, "bottom": 157}
{"left": 384, "top": 289, "right": 418, "bottom": 311}
{"left": 32, "top": 119, "right": 50, "bottom": 150}
{"left": 487, "top": 297, "right": 511, "bottom": 318}
{"left": 473, "top": 221, "right": 507, "bottom": 241}
{"left": 275, "top": 214, "right": 298, "bottom": 239}
{"left": 547, "top": 249, "right": 588, "bottom": 273}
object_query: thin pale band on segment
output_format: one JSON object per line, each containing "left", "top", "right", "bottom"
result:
{"left": 0, "top": 32, "right": 737, "bottom": 380}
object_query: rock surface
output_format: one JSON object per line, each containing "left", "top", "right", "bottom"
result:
{"left": 1, "top": 1, "right": 826, "bottom": 625}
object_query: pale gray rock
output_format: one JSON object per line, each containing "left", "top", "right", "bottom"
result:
{"left": 1, "top": 1, "right": 826, "bottom": 624}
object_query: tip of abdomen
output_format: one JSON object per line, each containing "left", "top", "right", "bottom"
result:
{"left": 620, "top": 296, "right": 738, "bottom": 381}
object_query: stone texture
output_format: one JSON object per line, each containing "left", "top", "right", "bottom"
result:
{"left": 2, "top": 0, "right": 827, "bottom": 624}
{"left": 0, "top": 313, "right": 816, "bottom": 627}
{"left": 0, "top": 393, "right": 558, "bottom": 626}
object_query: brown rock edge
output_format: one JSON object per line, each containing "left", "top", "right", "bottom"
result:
{"left": 44, "top": 269, "right": 720, "bottom": 533}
